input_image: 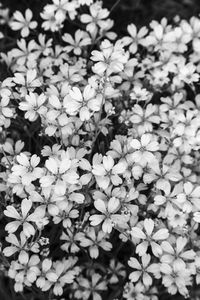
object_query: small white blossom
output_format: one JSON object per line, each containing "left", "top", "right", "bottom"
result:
{"left": 10, "top": 9, "right": 37, "bottom": 37}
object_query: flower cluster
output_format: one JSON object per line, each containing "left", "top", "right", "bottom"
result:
{"left": 1, "top": 1, "right": 200, "bottom": 300}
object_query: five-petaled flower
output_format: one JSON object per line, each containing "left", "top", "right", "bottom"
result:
{"left": 66, "top": 85, "right": 101, "bottom": 121}
{"left": 10, "top": 153, "right": 44, "bottom": 186}
{"left": 131, "top": 218, "right": 169, "bottom": 257}
{"left": 130, "top": 134, "right": 159, "bottom": 166}
{"left": 128, "top": 254, "right": 160, "bottom": 286}
{"left": 4, "top": 198, "right": 45, "bottom": 237}
{"left": 92, "top": 155, "right": 127, "bottom": 189}
{"left": 10, "top": 9, "right": 37, "bottom": 37}
{"left": 89, "top": 197, "right": 121, "bottom": 233}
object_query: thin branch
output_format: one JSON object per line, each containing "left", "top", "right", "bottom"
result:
{"left": 110, "top": 0, "right": 121, "bottom": 14}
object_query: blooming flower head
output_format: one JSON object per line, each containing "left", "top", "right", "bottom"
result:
{"left": 3, "top": 232, "right": 39, "bottom": 258}
{"left": 79, "top": 227, "right": 112, "bottom": 258}
{"left": 80, "top": 1, "right": 109, "bottom": 35}
{"left": 51, "top": 257, "right": 80, "bottom": 295}
{"left": 40, "top": 152, "right": 79, "bottom": 196}
{"left": 53, "top": 200, "right": 79, "bottom": 227}
{"left": 177, "top": 62, "right": 199, "bottom": 85}
{"left": 131, "top": 218, "right": 169, "bottom": 257}
{"left": 128, "top": 254, "right": 160, "bottom": 286}
{"left": 36, "top": 258, "right": 58, "bottom": 291}
{"left": 108, "top": 259, "right": 126, "bottom": 284}
{"left": 8, "top": 253, "right": 40, "bottom": 292}
{"left": 0, "top": 96, "right": 14, "bottom": 128}
{"left": 13, "top": 69, "right": 42, "bottom": 96}
{"left": 92, "top": 154, "right": 127, "bottom": 189}
{"left": 89, "top": 197, "right": 121, "bottom": 233}
{"left": 122, "top": 24, "right": 148, "bottom": 53}
{"left": 130, "top": 86, "right": 153, "bottom": 103}
{"left": 10, "top": 9, "right": 37, "bottom": 37}
{"left": 66, "top": 85, "right": 101, "bottom": 121}
{"left": 63, "top": 30, "right": 91, "bottom": 55}
{"left": 160, "top": 237, "right": 196, "bottom": 270}
{"left": 123, "top": 281, "right": 145, "bottom": 300}
{"left": 129, "top": 103, "right": 160, "bottom": 135}
{"left": 130, "top": 134, "right": 159, "bottom": 166}
{"left": 160, "top": 262, "right": 192, "bottom": 297}
{"left": 4, "top": 198, "right": 46, "bottom": 237}
{"left": 19, "top": 92, "right": 47, "bottom": 121}
{"left": 73, "top": 272, "right": 107, "bottom": 300}
{"left": 91, "top": 39, "right": 128, "bottom": 75}
{"left": 10, "top": 153, "right": 43, "bottom": 186}
{"left": 176, "top": 182, "right": 200, "bottom": 213}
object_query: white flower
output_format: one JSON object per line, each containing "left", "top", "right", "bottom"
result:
{"left": 3, "top": 232, "right": 39, "bottom": 257}
{"left": 10, "top": 153, "right": 44, "bottom": 186}
{"left": 79, "top": 228, "right": 112, "bottom": 258}
{"left": 9, "top": 253, "right": 40, "bottom": 290}
{"left": 41, "top": 7, "right": 62, "bottom": 32}
{"left": 4, "top": 198, "right": 45, "bottom": 237}
{"left": 40, "top": 154, "right": 79, "bottom": 196}
{"left": 131, "top": 219, "right": 169, "bottom": 257}
{"left": 53, "top": 201, "right": 79, "bottom": 227}
{"left": 10, "top": 9, "right": 37, "bottom": 37}
{"left": 123, "top": 281, "right": 145, "bottom": 300}
{"left": 92, "top": 155, "right": 127, "bottom": 189}
{"left": 129, "top": 103, "right": 160, "bottom": 135}
{"left": 130, "top": 86, "right": 152, "bottom": 103}
{"left": 176, "top": 182, "right": 200, "bottom": 212}
{"left": 41, "top": 0, "right": 77, "bottom": 31}
{"left": 62, "top": 30, "right": 91, "bottom": 55}
{"left": 19, "top": 92, "right": 47, "bottom": 121}
{"left": 36, "top": 259, "right": 58, "bottom": 291}
{"left": 161, "top": 262, "right": 191, "bottom": 298}
{"left": 73, "top": 273, "right": 107, "bottom": 300}
{"left": 177, "top": 62, "right": 199, "bottom": 84}
{"left": 161, "top": 237, "right": 196, "bottom": 270}
{"left": 13, "top": 69, "right": 41, "bottom": 95}
{"left": 51, "top": 258, "right": 80, "bottom": 296}
{"left": 130, "top": 134, "right": 159, "bottom": 166}
{"left": 89, "top": 197, "right": 121, "bottom": 233}
{"left": 91, "top": 39, "right": 128, "bottom": 75}
{"left": 10, "top": 39, "right": 39, "bottom": 66}
{"left": 122, "top": 24, "right": 148, "bottom": 53}
{"left": 80, "top": 2, "right": 109, "bottom": 34}
{"left": 128, "top": 254, "right": 159, "bottom": 286}
{"left": 66, "top": 85, "right": 101, "bottom": 121}
{"left": 0, "top": 96, "right": 14, "bottom": 128}
{"left": 193, "top": 212, "right": 200, "bottom": 223}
